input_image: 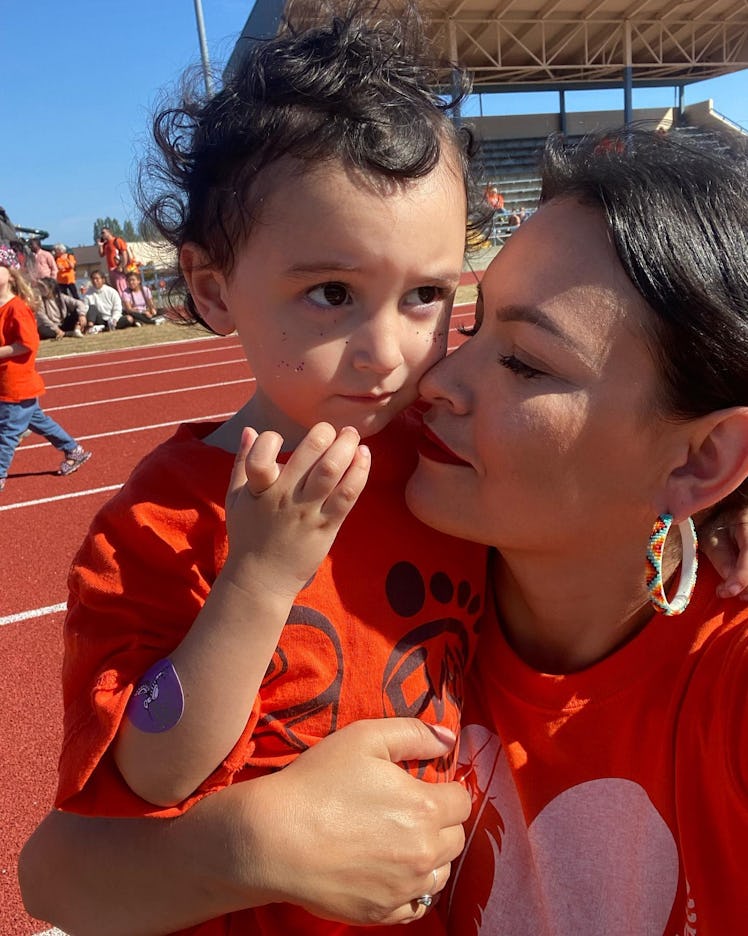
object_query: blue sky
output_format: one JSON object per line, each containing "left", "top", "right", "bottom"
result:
{"left": 2, "top": 1, "right": 746, "bottom": 249}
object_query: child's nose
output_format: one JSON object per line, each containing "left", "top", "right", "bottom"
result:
{"left": 351, "top": 313, "right": 405, "bottom": 375}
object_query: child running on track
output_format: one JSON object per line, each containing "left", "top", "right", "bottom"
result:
{"left": 55, "top": 5, "right": 486, "bottom": 933}
{"left": 0, "top": 246, "right": 91, "bottom": 493}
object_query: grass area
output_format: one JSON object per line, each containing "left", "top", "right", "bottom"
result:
{"left": 36, "top": 318, "right": 216, "bottom": 359}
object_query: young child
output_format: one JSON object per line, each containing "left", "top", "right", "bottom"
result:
{"left": 55, "top": 5, "right": 486, "bottom": 933}
{"left": 0, "top": 246, "right": 91, "bottom": 493}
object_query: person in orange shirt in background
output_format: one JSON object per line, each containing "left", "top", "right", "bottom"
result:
{"left": 97, "top": 227, "right": 132, "bottom": 295}
{"left": 0, "top": 245, "right": 91, "bottom": 493}
{"left": 53, "top": 243, "right": 79, "bottom": 299}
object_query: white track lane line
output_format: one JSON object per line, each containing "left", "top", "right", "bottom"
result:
{"left": 46, "top": 356, "right": 248, "bottom": 391}
{"left": 38, "top": 338, "right": 244, "bottom": 376}
{"left": 0, "top": 603, "right": 67, "bottom": 627}
{"left": 0, "top": 484, "right": 123, "bottom": 513}
{"left": 38, "top": 333, "right": 241, "bottom": 367}
{"left": 43, "top": 378, "right": 253, "bottom": 414}
{"left": 17, "top": 411, "right": 235, "bottom": 452}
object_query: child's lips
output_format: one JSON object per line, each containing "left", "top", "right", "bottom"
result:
{"left": 339, "top": 392, "right": 395, "bottom": 406}
{"left": 417, "top": 426, "right": 471, "bottom": 466}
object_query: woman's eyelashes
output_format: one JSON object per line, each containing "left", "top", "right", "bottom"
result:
{"left": 459, "top": 286, "right": 483, "bottom": 336}
{"left": 499, "top": 354, "right": 545, "bottom": 380}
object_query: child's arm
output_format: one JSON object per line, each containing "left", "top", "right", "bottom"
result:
{"left": 113, "top": 422, "right": 371, "bottom": 806}
{"left": 0, "top": 341, "right": 30, "bottom": 360}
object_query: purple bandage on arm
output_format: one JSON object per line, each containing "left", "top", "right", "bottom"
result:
{"left": 126, "top": 658, "right": 184, "bottom": 733}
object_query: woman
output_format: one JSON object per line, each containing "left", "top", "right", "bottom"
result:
{"left": 19, "top": 130, "right": 748, "bottom": 934}
{"left": 121, "top": 270, "right": 165, "bottom": 325}
{"left": 53, "top": 243, "right": 79, "bottom": 300}
{"left": 35, "top": 277, "right": 88, "bottom": 339}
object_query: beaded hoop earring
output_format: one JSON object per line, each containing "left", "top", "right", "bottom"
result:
{"left": 646, "top": 514, "right": 698, "bottom": 615}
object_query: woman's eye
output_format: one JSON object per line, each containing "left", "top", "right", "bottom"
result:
{"left": 403, "top": 285, "right": 445, "bottom": 307}
{"left": 499, "top": 354, "right": 545, "bottom": 380}
{"left": 459, "top": 286, "right": 483, "bottom": 336}
{"left": 307, "top": 283, "right": 351, "bottom": 307}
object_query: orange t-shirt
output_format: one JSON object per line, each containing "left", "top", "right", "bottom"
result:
{"left": 0, "top": 296, "right": 44, "bottom": 402}
{"left": 102, "top": 236, "right": 127, "bottom": 271}
{"left": 444, "top": 560, "right": 748, "bottom": 935}
{"left": 57, "top": 413, "right": 487, "bottom": 936}
{"left": 55, "top": 252, "right": 77, "bottom": 285}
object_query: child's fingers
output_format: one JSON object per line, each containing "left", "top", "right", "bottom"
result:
{"left": 227, "top": 427, "right": 259, "bottom": 503}
{"left": 299, "top": 426, "right": 363, "bottom": 503}
{"left": 244, "top": 430, "right": 285, "bottom": 495}
{"left": 319, "top": 443, "right": 371, "bottom": 520}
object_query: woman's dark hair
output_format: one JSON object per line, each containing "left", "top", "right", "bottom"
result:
{"left": 138, "top": 0, "right": 478, "bottom": 325}
{"left": 540, "top": 128, "right": 748, "bottom": 421}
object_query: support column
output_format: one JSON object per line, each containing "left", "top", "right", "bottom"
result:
{"left": 559, "top": 88, "right": 567, "bottom": 136}
{"left": 448, "top": 19, "right": 462, "bottom": 121}
{"left": 623, "top": 19, "right": 633, "bottom": 127}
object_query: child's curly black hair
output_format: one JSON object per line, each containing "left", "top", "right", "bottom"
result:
{"left": 138, "top": 0, "right": 481, "bottom": 324}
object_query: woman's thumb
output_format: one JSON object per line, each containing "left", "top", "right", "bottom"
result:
{"left": 373, "top": 717, "right": 457, "bottom": 765}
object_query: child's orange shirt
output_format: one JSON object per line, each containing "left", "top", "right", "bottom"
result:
{"left": 0, "top": 296, "right": 45, "bottom": 402}
{"left": 56, "top": 413, "right": 487, "bottom": 936}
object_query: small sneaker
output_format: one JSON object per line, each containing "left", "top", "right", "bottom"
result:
{"left": 89, "top": 324, "right": 105, "bottom": 334}
{"left": 58, "top": 445, "right": 92, "bottom": 477}
{"left": 134, "top": 321, "right": 142, "bottom": 327}
{"left": 71, "top": 328, "right": 85, "bottom": 338}
{"left": 153, "top": 316, "right": 166, "bottom": 325}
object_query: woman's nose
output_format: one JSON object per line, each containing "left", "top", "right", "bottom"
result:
{"left": 418, "top": 342, "right": 470, "bottom": 411}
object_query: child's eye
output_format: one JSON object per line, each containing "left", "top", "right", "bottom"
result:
{"left": 403, "top": 285, "right": 446, "bottom": 307}
{"left": 307, "top": 282, "right": 352, "bottom": 307}
{"left": 499, "top": 354, "right": 545, "bottom": 380}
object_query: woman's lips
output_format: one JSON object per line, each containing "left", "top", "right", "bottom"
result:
{"left": 417, "top": 426, "right": 471, "bottom": 466}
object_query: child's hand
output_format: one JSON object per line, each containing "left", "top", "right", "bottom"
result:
{"left": 702, "top": 505, "right": 748, "bottom": 600}
{"left": 223, "top": 423, "right": 371, "bottom": 598}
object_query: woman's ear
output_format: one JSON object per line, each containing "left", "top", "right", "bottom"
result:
{"left": 180, "top": 243, "right": 235, "bottom": 335}
{"left": 665, "top": 407, "right": 748, "bottom": 521}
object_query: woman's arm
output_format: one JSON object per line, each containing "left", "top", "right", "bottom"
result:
{"left": 20, "top": 718, "right": 469, "bottom": 936}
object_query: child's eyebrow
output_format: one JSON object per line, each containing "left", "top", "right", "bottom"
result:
{"left": 285, "top": 261, "right": 461, "bottom": 287}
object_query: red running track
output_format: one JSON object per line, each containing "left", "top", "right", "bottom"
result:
{"left": 0, "top": 303, "right": 476, "bottom": 935}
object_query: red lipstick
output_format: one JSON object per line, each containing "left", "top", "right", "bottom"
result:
{"left": 417, "top": 425, "right": 470, "bottom": 466}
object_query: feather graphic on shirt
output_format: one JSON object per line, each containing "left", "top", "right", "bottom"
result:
{"left": 448, "top": 727, "right": 505, "bottom": 933}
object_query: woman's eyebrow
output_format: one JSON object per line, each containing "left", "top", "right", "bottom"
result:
{"left": 496, "top": 303, "right": 585, "bottom": 352}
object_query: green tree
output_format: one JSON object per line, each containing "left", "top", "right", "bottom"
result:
{"left": 92, "top": 217, "right": 125, "bottom": 241}
{"left": 122, "top": 219, "right": 137, "bottom": 241}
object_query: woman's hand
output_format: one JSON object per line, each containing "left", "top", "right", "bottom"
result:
{"left": 244, "top": 717, "right": 471, "bottom": 925}
{"left": 20, "top": 718, "right": 470, "bottom": 936}
{"left": 702, "top": 504, "right": 748, "bottom": 599}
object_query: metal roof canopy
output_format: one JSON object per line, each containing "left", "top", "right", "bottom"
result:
{"left": 226, "top": 0, "right": 748, "bottom": 93}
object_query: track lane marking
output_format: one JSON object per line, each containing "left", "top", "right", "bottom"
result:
{"left": 45, "top": 357, "right": 249, "bottom": 391}
{"left": 16, "top": 412, "right": 235, "bottom": 452}
{"left": 43, "top": 378, "right": 253, "bottom": 413}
